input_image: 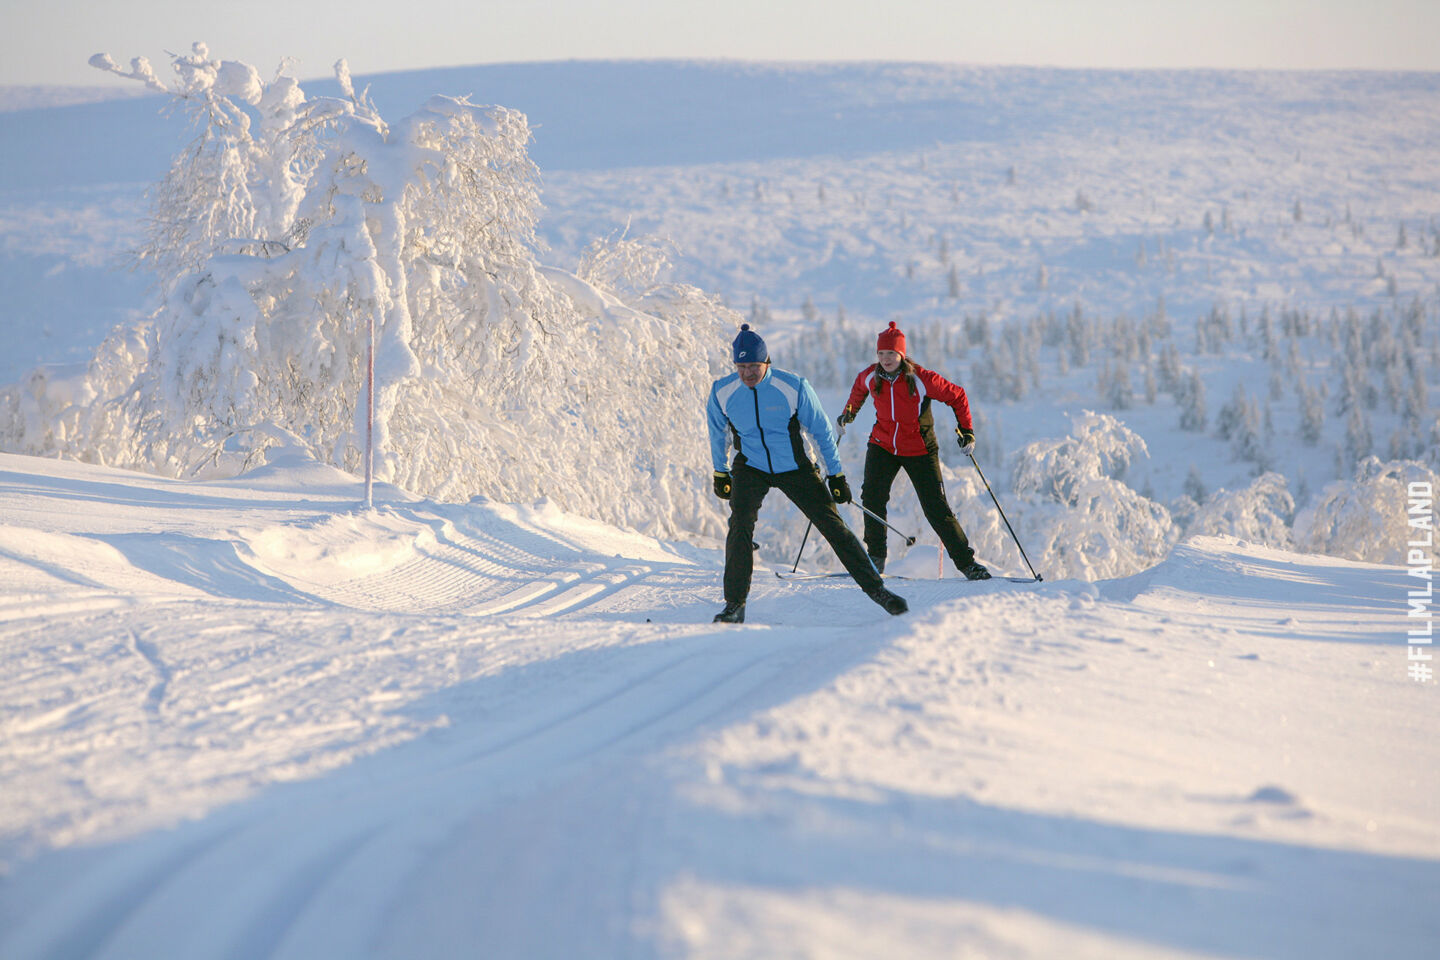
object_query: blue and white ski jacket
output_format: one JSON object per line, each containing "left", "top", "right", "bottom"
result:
{"left": 707, "top": 366, "right": 844, "bottom": 476}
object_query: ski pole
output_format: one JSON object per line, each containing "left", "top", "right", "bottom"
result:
{"left": 852, "top": 502, "right": 917, "bottom": 546}
{"left": 790, "top": 522, "right": 813, "bottom": 572}
{"left": 966, "top": 451, "right": 1043, "bottom": 581}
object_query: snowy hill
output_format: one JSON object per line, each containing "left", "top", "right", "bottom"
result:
{"left": 0, "top": 57, "right": 1437, "bottom": 957}
{"left": 0, "top": 450, "right": 1435, "bottom": 959}
{"left": 1, "top": 61, "right": 1435, "bottom": 533}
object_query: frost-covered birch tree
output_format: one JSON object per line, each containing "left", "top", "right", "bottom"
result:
{"left": 1185, "top": 472, "right": 1295, "bottom": 548}
{"left": 1009, "top": 412, "right": 1175, "bottom": 579}
{"left": 89, "top": 43, "right": 307, "bottom": 280}
{"left": 3, "top": 44, "right": 736, "bottom": 540}
{"left": 1294, "top": 458, "right": 1439, "bottom": 563}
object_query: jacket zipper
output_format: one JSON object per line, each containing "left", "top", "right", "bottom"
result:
{"left": 751, "top": 386, "right": 775, "bottom": 472}
{"left": 888, "top": 378, "right": 900, "bottom": 452}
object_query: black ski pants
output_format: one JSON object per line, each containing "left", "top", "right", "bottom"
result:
{"left": 861, "top": 443, "right": 975, "bottom": 569}
{"left": 724, "top": 457, "right": 883, "bottom": 603}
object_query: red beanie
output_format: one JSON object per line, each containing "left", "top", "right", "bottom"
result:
{"left": 877, "top": 321, "right": 906, "bottom": 356}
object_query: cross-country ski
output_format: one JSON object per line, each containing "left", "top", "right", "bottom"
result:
{"left": 776, "top": 570, "right": 1038, "bottom": 583}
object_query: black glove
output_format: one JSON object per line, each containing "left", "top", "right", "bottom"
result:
{"left": 956, "top": 427, "right": 976, "bottom": 453}
{"left": 713, "top": 471, "right": 732, "bottom": 500}
{"left": 837, "top": 406, "right": 857, "bottom": 427}
{"left": 827, "top": 474, "right": 853, "bottom": 504}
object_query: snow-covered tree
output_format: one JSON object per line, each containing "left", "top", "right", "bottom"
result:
{"left": 1176, "top": 370, "right": 1207, "bottom": 432}
{"left": 1345, "top": 405, "right": 1374, "bottom": 463}
{"left": 91, "top": 43, "right": 308, "bottom": 281}
{"left": 747, "top": 296, "right": 774, "bottom": 328}
{"left": 1067, "top": 305, "right": 1092, "bottom": 368}
{"left": 1183, "top": 464, "right": 1207, "bottom": 502}
{"left": 971, "top": 324, "right": 1042, "bottom": 405}
{"left": 1216, "top": 382, "right": 1265, "bottom": 466}
{"left": 1184, "top": 472, "right": 1294, "bottom": 548}
{"left": 1013, "top": 411, "right": 1148, "bottom": 502}
{"left": 1269, "top": 368, "right": 1286, "bottom": 402}
{"left": 964, "top": 312, "right": 991, "bottom": 349}
{"left": 1221, "top": 382, "right": 1255, "bottom": 443}
{"left": 4, "top": 45, "right": 736, "bottom": 542}
{"left": 1110, "top": 315, "right": 1140, "bottom": 363}
{"left": 1299, "top": 379, "right": 1326, "bottom": 446}
{"left": 1294, "top": 458, "right": 1439, "bottom": 563}
{"left": 801, "top": 294, "right": 818, "bottom": 324}
{"left": 1156, "top": 343, "right": 1183, "bottom": 393}
{"left": 1101, "top": 361, "right": 1133, "bottom": 410}
{"left": 1254, "top": 307, "right": 1278, "bottom": 360}
{"left": 1009, "top": 412, "right": 1174, "bottom": 579}
{"left": 576, "top": 230, "right": 673, "bottom": 301}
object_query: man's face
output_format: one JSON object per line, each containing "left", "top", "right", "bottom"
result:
{"left": 736, "top": 361, "right": 768, "bottom": 387}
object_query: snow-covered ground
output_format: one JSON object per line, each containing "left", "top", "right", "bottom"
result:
{"left": 1, "top": 59, "right": 1438, "bottom": 958}
{"left": 0, "top": 450, "right": 1435, "bottom": 958}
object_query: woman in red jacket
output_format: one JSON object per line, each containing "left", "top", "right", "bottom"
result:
{"left": 838, "top": 322, "right": 991, "bottom": 580}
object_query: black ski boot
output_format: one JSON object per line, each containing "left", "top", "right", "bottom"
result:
{"left": 866, "top": 587, "right": 909, "bottom": 615}
{"left": 869, "top": 555, "right": 886, "bottom": 575}
{"left": 713, "top": 601, "right": 746, "bottom": 623}
{"left": 960, "top": 560, "right": 992, "bottom": 581}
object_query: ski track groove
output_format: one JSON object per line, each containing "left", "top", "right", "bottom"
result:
{"left": 15, "top": 824, "right": 249, "bottom": 960}
{"left": 515, "top": 564, "right": 653, "bottom": 619}
{"left": 292, "top": 518, "right": 674, "bottom": 622}
{"left": 24, "top": 631, "right": 822, "bottom": 960}
{"left": 304, "top": 524, "right": 586, "bottom": 615}
{"left": 440, "top": 635, "right": 741, "bottom": 771}
{"left": 2, "top": 499, "right": 959, "bottom": 958}
{"left": 0, "top": 594, "right": 131, "bottom": 629}
{"left": 218, "top": 828, "right": 381, "bottom": 960}
{"left": 125, "top": 627, "right": 171, "bottom": 718}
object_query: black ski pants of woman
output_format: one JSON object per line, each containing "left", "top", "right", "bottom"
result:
{"left": 724, "top": 457, "right": 883, "bottom": 604}
{"left": 861, "top": 443, "right": 975, "bottom": 569}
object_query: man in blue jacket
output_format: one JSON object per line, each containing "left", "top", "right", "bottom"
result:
{"left": 707, "top": 324, "right": 908, "bottom": 623}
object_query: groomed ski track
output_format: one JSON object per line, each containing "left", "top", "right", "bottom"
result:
{"left": 5, "top": 604, "right": 871, "bottom": 960}
{"left": 0, "top": 453, "right": 1035, "bottom": 960}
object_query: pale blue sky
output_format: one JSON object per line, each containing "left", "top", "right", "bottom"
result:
{"left": 4, "top": 0, "right": 1438, "bottom": 87}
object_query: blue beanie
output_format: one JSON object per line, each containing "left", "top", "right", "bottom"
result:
{"left": 732, "top": 323, "right": 769, "bottom": 363}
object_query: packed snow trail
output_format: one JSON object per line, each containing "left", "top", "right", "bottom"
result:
{"left": 0, "top": 452, "right": 1436, "bottom": 959}
{"left": 5, "top": 622, "right": 871, "bottom": 960}
{"left": 0, "top": 452, "right": 1016, "bottom": 958}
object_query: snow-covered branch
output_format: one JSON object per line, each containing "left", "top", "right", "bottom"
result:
{"left": 20, "top": 44, "right": 736, "bottom": 542}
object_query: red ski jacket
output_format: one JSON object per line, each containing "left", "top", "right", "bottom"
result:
{"left": 844, "top": 362, "right": 972, "bottom": 456}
